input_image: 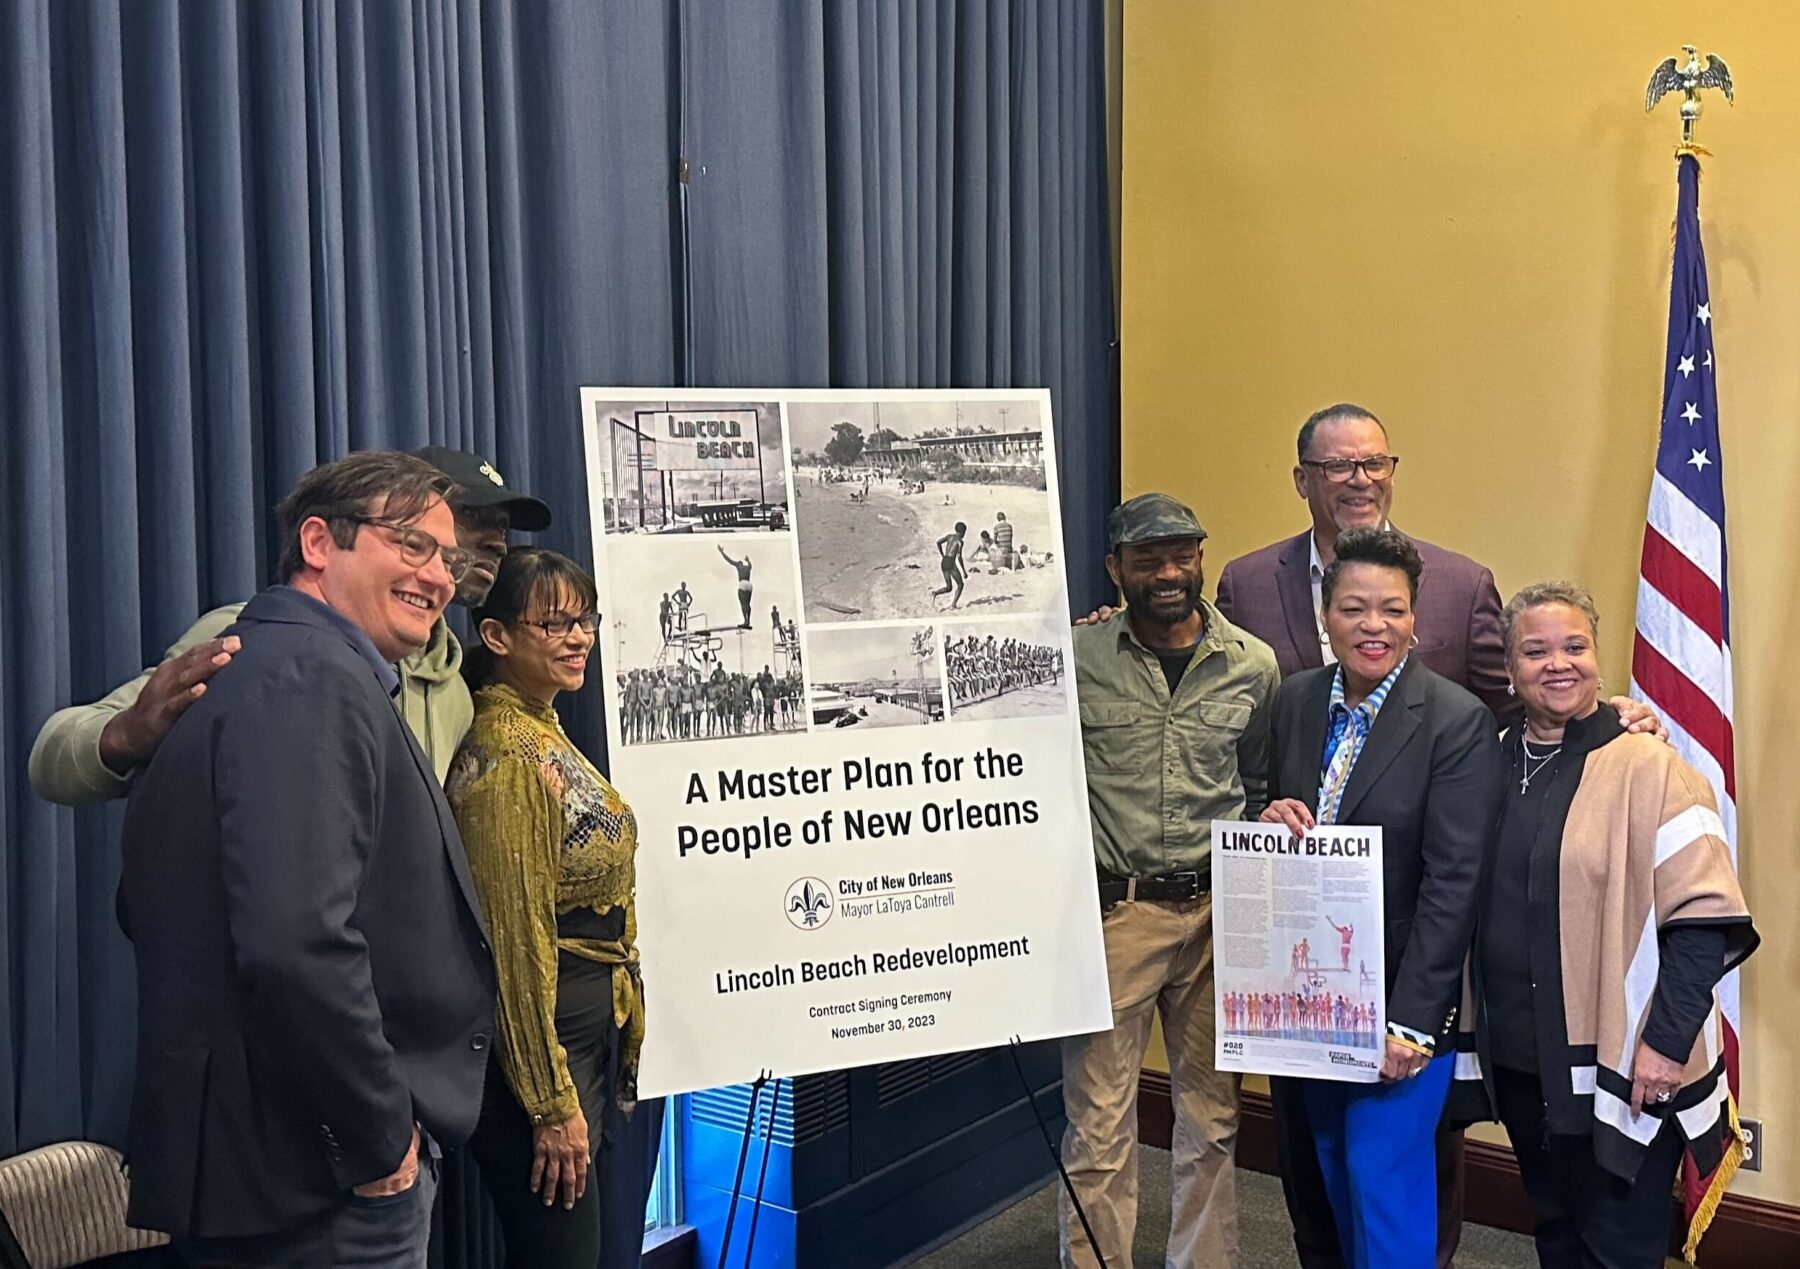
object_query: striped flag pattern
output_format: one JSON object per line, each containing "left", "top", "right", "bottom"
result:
{"left": 1628, "top": 152, "right": 1739, "bottom": 1229}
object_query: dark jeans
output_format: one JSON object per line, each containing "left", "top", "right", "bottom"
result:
{"left": 469, "top": 954, "right": 662, "bottom": 1269}
{"left": 178, "top": 1148, "right": 438, "bottom": 1268}
{"left": 1494, "top": 1066, "right": 1684, "bottom": 1269}
{"left": 1271, "top": 1074, "right": 1464, "bottom": 1269}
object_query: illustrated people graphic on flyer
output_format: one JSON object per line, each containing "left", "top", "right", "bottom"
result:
{"left": 1326, "top": 915, "right": 1354, "bottom": 971}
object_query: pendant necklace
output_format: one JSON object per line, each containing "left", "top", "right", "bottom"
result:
{"left": 1519, "top": 735, "right": 1562, "bottom": 794}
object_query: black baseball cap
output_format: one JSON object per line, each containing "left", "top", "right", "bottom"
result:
{"left": 412, "top": 446, "right": 552, "bottom": 532}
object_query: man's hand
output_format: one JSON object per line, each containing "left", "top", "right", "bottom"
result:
{"left": 1073, "top": 604, "right": 1121, "bottom": 628}
{"left": 1379, "top": 1039, "right": 1429, "bottom": 1084}
{"left": 1611, "top": 696, "right": 1669, "bottom": 743}
{"left": 1259, "top": 798, "right": 1316, "bottom": 837}
{"left": 352, "top": 1123, "right": 421, "bottom": 1198}
{"left": 97, "top": 636, "right": 240, "bottom": 773}
{"left": 531, "top": 1108, "right": 590, "bottom": 1210}
{"left": 1629, "top": 1040, "right": 1686, "bottom": 1115}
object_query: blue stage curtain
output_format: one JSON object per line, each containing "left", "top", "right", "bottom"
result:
{"left": 0, "top": 4, "right": 678, "bottom": 1265}
{"left": 0, "top": 0, "right": 1115, "bottom": 1263}
{"left": 684, "top": 0, "right": 1118, "bottom": 606}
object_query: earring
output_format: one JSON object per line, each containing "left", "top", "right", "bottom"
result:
{"left": 1597, "top": 678, "right": 1606, "bottom": 693}
{"left": 1507, "top": 683, "right": 1516, "bottom": 696}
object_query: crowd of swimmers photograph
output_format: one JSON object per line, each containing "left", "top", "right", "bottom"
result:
{"left": 617, "top": 661, "right": 803, "bottom": 743}
{"left": 945, "top": 633, "right": 1064, "bottom": 708}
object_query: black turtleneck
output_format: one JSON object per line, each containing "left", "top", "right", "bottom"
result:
{"left": 1481, "top": 705, "right": 1728, "bottom": 1073}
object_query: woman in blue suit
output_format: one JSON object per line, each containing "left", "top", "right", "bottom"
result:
{"left": 1260, "top": 527, "right": 1505, "bottom": 1268}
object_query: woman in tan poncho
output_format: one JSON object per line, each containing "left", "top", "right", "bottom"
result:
{"left": 446, "top": 548, "right": 644, "bottom": 1268}
{"left": 1451, "top": 582, "right": 1757, "bottom": 1267}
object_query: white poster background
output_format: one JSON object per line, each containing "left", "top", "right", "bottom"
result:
{"left": 1212, "top": 820, "right": 1386, "bottom": 1083}
{"left": 582, "top": 387, "right": 1111, "bottom": 1098}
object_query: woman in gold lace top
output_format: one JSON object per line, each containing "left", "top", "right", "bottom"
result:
{"left": 445, "top": 548, "right": 642, "bottom": 1268}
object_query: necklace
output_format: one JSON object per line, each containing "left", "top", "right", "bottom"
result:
{"left": 1518, "top": 736, "right": 1562, "bottom": 795}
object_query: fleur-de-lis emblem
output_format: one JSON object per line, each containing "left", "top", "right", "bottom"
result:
{"left": 789, "top": 880, "right": 830, "bottom": 927}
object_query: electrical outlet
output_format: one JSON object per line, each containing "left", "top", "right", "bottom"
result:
{"left": 1739, "top": 1117, "right": 1763, "bottom": 1173}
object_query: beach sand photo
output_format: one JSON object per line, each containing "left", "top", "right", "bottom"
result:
{"left": 787, "top": 399, "right": 1063, "bottom": 622}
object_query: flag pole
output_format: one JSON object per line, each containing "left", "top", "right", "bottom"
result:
{"left": 1641, "top": 45, "right": 1744, "bottom": 1264}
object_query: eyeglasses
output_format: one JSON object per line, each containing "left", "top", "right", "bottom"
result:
{"left": 1300, "top": 455, "right": 1400, "bottom": 483}
{"left": 341, "top": 516, "right": 474, "bottom": 583}
{"left": 518, "top": 612, "right": 601, "bottom": 638}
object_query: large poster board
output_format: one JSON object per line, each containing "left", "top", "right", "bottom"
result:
{"left": 582, "top": 388, "right": 1111, "bottom": 1098}
{"left": 1212, "top": 821, "right": 1386, "bottom": 1083}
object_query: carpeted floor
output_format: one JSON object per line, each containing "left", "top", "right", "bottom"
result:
{"left": 909, "top": 1146, "right": 1677, "bottom": 1268}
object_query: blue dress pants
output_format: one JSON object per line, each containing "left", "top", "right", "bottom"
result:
{"left": 1300, "top": 1054, "right": 1454, "bottom": 1269}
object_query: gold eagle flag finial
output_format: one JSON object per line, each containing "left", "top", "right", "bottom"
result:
{"left": 1646, "top": 45, "right": 1734, "bottom": 152}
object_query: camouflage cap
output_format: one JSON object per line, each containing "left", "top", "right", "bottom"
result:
{"left": 1106, "top": 492, "right": 1208, "bottom": 550}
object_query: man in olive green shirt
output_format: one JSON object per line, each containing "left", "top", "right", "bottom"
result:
{"left": 1060, "top": 492, "right": 1279, "bottom": 1269}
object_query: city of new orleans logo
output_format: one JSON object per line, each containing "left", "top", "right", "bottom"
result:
{"left": 784, "top": 877, "right": 833, "bottom": 930}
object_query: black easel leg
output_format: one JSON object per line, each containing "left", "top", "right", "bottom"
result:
{"left": 1008, "top": 1037, "right": 1108, "bottom": 1269}
{"left": 742, "top": 1077, "right": 782, "bottom": 1267}
{"left": 714, "top": 1073, "right": 768, "bottom": 1269}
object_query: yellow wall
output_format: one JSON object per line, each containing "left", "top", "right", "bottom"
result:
{"left": 1123, "top": 3, "right": 1800, "bottom": 1205}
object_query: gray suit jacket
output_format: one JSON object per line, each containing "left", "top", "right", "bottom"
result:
{"left": 1215, "top": 528, "right": 1514, "bottom": 721}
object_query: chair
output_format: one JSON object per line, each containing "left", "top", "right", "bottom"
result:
{"left": 0, "top": 1143, "right": 167, "bottom": 1269}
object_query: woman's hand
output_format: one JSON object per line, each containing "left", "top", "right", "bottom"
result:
{"left": 1630, "top": 1040, "right": 1686, "bottom": 1115}
{"left": 1260, "top": 799, "right": 1316, "bottom": 837}
{"left": 531, "top": 1108, "right": 590, "bottom": 1209}
{"left": 1379, "top": 1039, "right": 1429, "bottom": 1083}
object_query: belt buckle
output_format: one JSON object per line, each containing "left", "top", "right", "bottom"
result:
{"left": 1125, "top": 877, "right": 1138, "bottom": 903}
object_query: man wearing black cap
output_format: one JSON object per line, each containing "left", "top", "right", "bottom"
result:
{"left": 29, "top": 444, "right": 550, "bottom": 795}
{"left": 1060, "top": 493, "right": 1280, "bottom": 1269}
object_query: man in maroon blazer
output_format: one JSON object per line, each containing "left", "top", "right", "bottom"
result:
{"left": 1214, "top": 404, "right": 1511, "bottom": 715}
{"left": 1214, "top": 403, "right": 1494, "bottom": 1268}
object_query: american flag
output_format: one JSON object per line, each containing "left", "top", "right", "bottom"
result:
{"left": 1628, "top": 152, "right": 1739, "bottom": 1228}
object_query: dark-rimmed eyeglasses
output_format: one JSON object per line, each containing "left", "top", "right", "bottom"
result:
{"left": 518, "top": 612, "right": 601, "bottom": 639}
{"left": 340, "top": 516, "right": 474, "bottom": 583}
{"left": 1300, "top": 455, "right": 1400, "bottom": 483}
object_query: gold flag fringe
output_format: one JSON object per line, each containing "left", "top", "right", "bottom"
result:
{"left": 1683, "top": 1092, "right": 1746, "bottom": 1263}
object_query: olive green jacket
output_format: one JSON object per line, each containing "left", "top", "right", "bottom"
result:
{"left": 29, "top": 603, "right": 472, "bottom": 803}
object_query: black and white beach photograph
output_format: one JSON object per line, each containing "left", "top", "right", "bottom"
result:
{"left": 606, "top": 536, "right": 805, "bottom": 746}
{"left": 943, "top": 620, "right": 1070, "bottom": 722}
{"left": 594, "top": 398, "right": 790, "bottom": 534}
{"left": 807, "top": 624, "right": 943, "bottom": 730}
{"left": 787, "top": 399, "right": 1062, "bottom": 622}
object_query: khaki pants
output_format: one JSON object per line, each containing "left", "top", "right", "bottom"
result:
{"left": 1060, "top": 895, "right": 1239, "bottom": 1269}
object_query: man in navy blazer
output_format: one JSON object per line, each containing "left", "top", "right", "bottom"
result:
{"left": 118, "top": 451, "right": 497, "bottom": 1267}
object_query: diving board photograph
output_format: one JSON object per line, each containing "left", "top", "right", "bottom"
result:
{"left": 603, "top": 534, "right": 806, "bottom": 748}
